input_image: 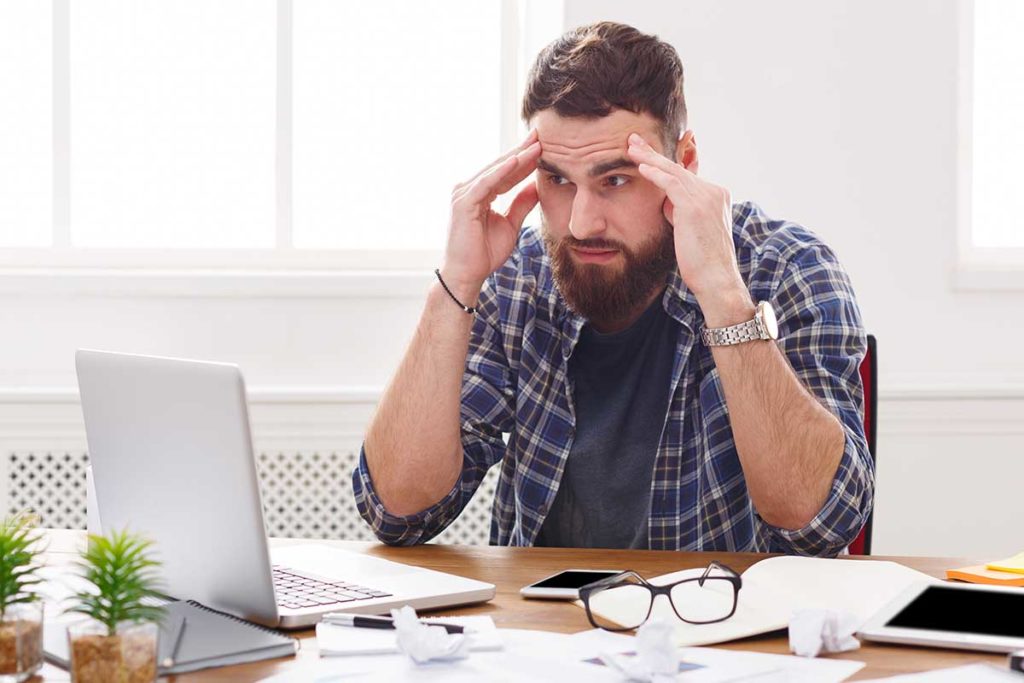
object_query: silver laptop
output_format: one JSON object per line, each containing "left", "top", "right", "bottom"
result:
{"left": 75, "top": 349, "right": 494, "bottom": 629}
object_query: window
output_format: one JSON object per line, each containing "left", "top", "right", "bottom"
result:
{"left": 956, "top": 0, "right": 1024, "bottom": 288}
{"left": 0, "top": 0, "right": 563, "bottom": 273}
{"left": 970, "top": 0, "right": 1024, "bottom": 250}
{"left": 0, "top": 1, "right": 51, "bottom": 247}
{"left": 293, "top": 1, "right": 502, "bottom": 251}
{"left": 70, "top": 1, "right": 277, "bottom": 250}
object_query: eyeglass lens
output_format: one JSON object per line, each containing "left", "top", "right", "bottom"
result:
{"left": 587, "top": 565, "right": 737, "bottom": 630}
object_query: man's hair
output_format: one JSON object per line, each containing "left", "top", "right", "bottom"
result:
{"left": 521, "top": 21, "right": 687, "bottom": 154}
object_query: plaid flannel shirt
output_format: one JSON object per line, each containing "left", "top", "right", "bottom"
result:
{"left": 353, "top": 201, "right": 874, "bottom": 556}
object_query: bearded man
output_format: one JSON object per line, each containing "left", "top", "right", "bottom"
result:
{"left": 353, "top": 21, "right": 873, "bottom": 557}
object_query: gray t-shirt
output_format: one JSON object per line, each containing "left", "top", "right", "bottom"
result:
{"left": 536, "top": 296, "right": 679, "bottom": 549}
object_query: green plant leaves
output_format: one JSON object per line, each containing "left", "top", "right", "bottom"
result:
{"left": 0, "top": 511, "right": 44, "bottom": 620}
{"left": 66, "top": 529, "right": 166, "bottom": 637}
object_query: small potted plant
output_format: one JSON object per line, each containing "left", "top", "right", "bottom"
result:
{"left": 0, "top": 513, "right": 44, "bottom": 682}
{"left": 66, "top": 529, "right": 166, "bottom": 683}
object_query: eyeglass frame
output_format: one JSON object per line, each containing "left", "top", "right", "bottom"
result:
{"left": 577, "top": 560, "right": 743, "bottom": 632}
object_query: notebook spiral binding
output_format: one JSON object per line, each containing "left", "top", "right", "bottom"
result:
{"left": 183, "top": 600, "right": 297, "bottom": 643}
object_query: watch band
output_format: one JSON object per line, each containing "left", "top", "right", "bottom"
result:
{"left": 700, "top": 318, "right": 766, "bottom": 346}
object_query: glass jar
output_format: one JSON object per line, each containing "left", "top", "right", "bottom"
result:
{"left": 0, "top": 601, "right": 44, "bottom": 683}
{"left": 68, "top": 619, "right": 157, "bottom": 683}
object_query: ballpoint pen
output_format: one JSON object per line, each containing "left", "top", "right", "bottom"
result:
{"left": 161, "top": 615, "right": 187, "bottom": 669}
{"left": 321, "top": 612, "right": 466, "bottom": 635}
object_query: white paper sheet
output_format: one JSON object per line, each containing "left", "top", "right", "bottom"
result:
{"left": 567, "top": 629, "right": 864, "bottom": 683}
{"left": 260, "top": 627, "right": 865, "bottom": 683}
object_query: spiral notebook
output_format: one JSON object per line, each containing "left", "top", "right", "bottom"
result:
{"left": 44, "top": 599, "right": 298, "bottom": 675}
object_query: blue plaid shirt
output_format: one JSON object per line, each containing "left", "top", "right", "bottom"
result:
{"left": 354, "top": 201, "right": 873, "bottom": 556}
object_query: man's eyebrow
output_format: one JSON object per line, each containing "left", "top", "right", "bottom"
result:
{"left": 536, "top": 157, "right": 638, "bottom": 179}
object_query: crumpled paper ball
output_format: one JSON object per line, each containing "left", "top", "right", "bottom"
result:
{"left": 789, "top": 608, "right": 861, "bottom": 658}
{"left": 599, "top": 619, "right": 679, "bottom": 682}
{"left": 391, "top": 605, "right": 471, "bottom": 664}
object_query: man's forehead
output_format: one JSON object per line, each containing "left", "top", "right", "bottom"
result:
{"left": 530, "top": 109, "right": 662, "bottom": 171}
{"left": 532, "top": 109, "right": 659, "bottom": 151}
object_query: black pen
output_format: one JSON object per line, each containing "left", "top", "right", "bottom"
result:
{"left": 322, "top": 612, "right": 465, "bottom": 634}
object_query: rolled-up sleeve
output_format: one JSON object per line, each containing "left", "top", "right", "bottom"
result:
{"left": 760, "top": 240, "right": 874, "bottom": 557}
{"left": 352, "top": 279, "right": 515, "bottom": 545}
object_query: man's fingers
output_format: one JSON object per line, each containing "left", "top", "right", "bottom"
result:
{"left": 504, "top": 182, "right": 539, "bottom": 232}
{"left": 488, "top": 143, "right": 543, "bottom": 197}
{"left": 463, "top": 141, "right": 541, "bottom": 207}
{"left": 459, "top": 129, "right": 539, "bottom": 191}
{"left": 452, "top": 155, "right": 515, "bottom": 204}
{"left": 636, "top": 162, "right": 692, "bottom": 202}
{"left": 627, "top": 133, "right": 696, "bottom": 187}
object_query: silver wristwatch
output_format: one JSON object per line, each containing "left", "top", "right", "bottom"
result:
{"left": 700, "top": 301, "right": 779, "bottom": 347}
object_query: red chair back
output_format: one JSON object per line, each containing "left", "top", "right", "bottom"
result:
{"left": 847, "top": 334, "right": 877, "bottom": 555}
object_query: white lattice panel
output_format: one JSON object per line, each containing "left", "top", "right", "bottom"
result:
{"left": 255, "top": 451, "right": 498, "bottom": 545}
{"left": 6, "top": 451, "right": 90, "bottom": 529}
{"left": 5, "top": 449, "right": 497, "bottom": 545}
{"left": 256, "top": 450, "right": 375, "bottom": 541}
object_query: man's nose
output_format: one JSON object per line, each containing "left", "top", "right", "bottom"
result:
{"left": 568, "top": 190, "right": 607, "bottom": 241}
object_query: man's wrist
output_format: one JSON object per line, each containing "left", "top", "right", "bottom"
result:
{"left": 697, "top": 284, "right": 756, "bottom": 329}
{"left": 436, "top": 267, "right": 484, "bottom": 310}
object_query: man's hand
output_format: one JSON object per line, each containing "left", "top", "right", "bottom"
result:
{"left": 442, "top": 129, "right": 542, "bottom": 300}
{"left": 626, "top": 133, "right": 752, "bottom": 325}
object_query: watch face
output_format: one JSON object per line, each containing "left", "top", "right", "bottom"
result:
{"left": 759, "top": 302, "right": 779, "bottom": 339}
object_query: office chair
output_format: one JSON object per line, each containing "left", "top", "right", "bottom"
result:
{"left": 847, "top": 334, "right": 877, "bottom": 555}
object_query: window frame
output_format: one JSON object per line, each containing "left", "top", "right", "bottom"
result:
{"left": 0, "top": 0, "right": 560, "bottom": 296}
{"left": 955, "top": 0, "right": 1024, "bottom": 291}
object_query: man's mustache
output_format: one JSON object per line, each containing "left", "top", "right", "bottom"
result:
{"left": 559, "top": 236, "right": 628, "bottom": 252}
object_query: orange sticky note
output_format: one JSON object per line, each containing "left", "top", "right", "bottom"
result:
{"left": 947, "top": 564, "right": 1024, "bottom": 587}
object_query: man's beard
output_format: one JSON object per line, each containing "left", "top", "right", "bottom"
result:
{"left": 542, "top": 218, "right": 677, "bottom": 327}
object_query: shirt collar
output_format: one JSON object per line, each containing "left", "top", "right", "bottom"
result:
{"left": 661, "top": 268, "right": 701, "bottom": 330}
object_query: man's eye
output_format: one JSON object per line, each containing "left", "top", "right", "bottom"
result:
{"left": 605, "top": 175, "right": 628, "bottom": 188}
{"left": 547, "top": 175, "right": 568, "bottom": 186}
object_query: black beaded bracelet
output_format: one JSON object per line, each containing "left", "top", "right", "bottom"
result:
{"left": 434, "top": 269, "right": 477, "bottom": 315}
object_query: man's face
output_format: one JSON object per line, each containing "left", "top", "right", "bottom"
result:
{"left": 531, "top": 109, "right": 678, "bottom": 328}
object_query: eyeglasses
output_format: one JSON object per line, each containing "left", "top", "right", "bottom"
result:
{"left": 578, "top": 561, "right": 742, "bottom": 631}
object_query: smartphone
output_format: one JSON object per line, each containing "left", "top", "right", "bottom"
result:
{"left": 520, "top": 569, "right": 624, "bottom": 600}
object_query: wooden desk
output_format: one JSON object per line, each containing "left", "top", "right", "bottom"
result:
{"left": 36, "top": 532, "right": 1006, "bottom": 681}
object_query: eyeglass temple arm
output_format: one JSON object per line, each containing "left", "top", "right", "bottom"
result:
{"left": 582, "top": 570, "right": 643, "bottom": 593}
{"left": 698, "top": 560, "right": 735, "bottom": 587}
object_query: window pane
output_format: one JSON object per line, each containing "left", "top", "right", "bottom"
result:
{"left": 293, "top": 1, "right": 502, "bottom": 250}
{"left": 70, "top": 1, "right": 276, "bottom": 248}
{"left": 973, "top": 0, "right": 1024, "bottom": 248}
{"left": 0, "top": 0, "right": 52, "bottom": 247}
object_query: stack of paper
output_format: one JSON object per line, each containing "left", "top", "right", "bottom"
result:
{"left": 946, "top": 550, "right": 1024, "bottom": 586}
{"left": 945, "top": 565, "right": 1024, "bottom": 587}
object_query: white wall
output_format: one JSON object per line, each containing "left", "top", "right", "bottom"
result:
{"left": 566, "top": 0, "right": 1006, "bottom": 388}
{"left": 562, "top": 0, "right": 1024, "bottom": 558}
{"left": 2, "top": 0, "right": 1022, "bottom": 558}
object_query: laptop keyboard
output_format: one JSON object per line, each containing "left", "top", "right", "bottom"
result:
{"left": 272, "top": 565, "right": 392, "bottom": 610}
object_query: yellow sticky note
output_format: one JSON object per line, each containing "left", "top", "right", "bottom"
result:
{"left": 987, "top": 551, "right": 1024, "bottom": 575}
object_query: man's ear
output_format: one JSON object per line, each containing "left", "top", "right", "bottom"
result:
{"left": 676, "top": 130, "right": 699, "bottom": 174}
